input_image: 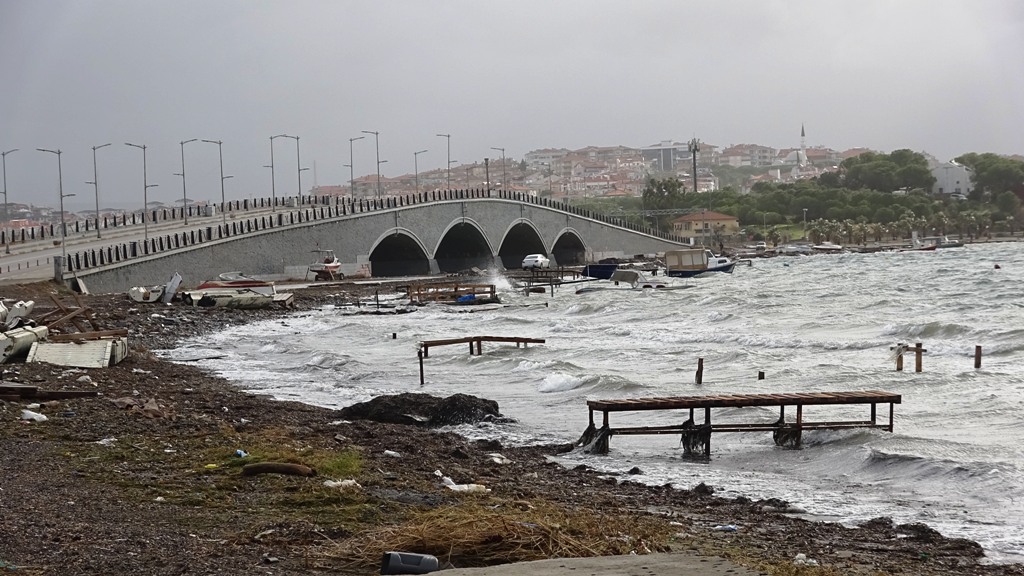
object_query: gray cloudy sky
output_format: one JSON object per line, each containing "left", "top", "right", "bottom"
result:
{"left": 2, "top": 0, "right": 1022, "bottom": 211}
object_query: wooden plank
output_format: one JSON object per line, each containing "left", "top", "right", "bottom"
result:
{"left": 49, "top": 329, "right": 129, "bottom": 342}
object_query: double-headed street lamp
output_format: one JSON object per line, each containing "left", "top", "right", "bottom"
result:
{"left": 361, "top": 131, "right": 381, "bottom": 199}
{"left": 1, "top": 148, "right": 17, "bottom": 254}
{"left": 436, "top": 133, "right": 451, "bottom": 189}
{"left": 85, "top": 143, "right": 111, "bottom": 239}
{"left": 175, "top": 139, "right": 197, "bottom": 225}
{"left": 36, "top": 148, "right": 74, "bottom": 272}
{"left": 125, "top": 142, "right": 158, "bottom": 242}
{"left": 271, "top": 134, "right": 300, "bottom": 204}
{"left": 490, "top": 147, "right": 506, "bottom": 191}
{"left": 201, "top": 139, "right": 228, "bottom": 225}
{"left": 346, "top": 136, "right": 365, "bottom": 198}
{"left": 414, "top": 149, "right": 428, "bottom": 194}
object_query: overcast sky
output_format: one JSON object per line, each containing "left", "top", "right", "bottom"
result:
{"left": 2, "top": 0, "right": 1022, "bottom": 211}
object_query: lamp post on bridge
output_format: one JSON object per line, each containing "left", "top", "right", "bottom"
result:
{"left": 2, "top": 148, "right": 18, "bottom": 254}
{"left": 490, "top": 147, "right": 506, "bottom": 191}
{"left": 414, "top": 149, "right": 428, "bottom": 195}
{"left": 347, "top": 135, "right": 365, "bottom": 199}
{"left": 176, "top": 139, "right": 197, "bottom": 226}
{"left": 86, "top": 143, "right": 111, "bottom": 239}
{"left": 436, "top": 133, "right": 451, "bottom": 189}
{"left": 201, "top": 139, "right": 228, "bottom": 225}
{"left": 37, "top": 147, "right": 74, "bottom": 273}
{"left": 361, "top": 130, "right": 381, "bottom": 199}
{"left": 125, "top": 142, "right": 158, "bottom": 242}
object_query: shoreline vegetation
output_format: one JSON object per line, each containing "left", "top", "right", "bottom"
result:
{"left": 1, "top": 279, "right": 1021, "bottom": 576}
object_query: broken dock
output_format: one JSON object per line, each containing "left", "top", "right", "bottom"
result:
{"left": 578, "top": 390, "right": 901, "bottom": 456}
{"left": 417, "top": 335, "right": 546, "bottom": 385}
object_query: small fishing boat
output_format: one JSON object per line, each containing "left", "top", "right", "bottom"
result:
{"left": 921, "top": 235, "right": 964, "bottom": 249}
{"left": 127, "top": 272, "right": 182, "bottom": 304}
{"left": 811, "top": 242, "right": 844, "bottom": 253}
{"left": 181, "top": 288, "right": 275, "bottom": 309}
{"left": 576, "top": 270, "right": 693, "bottom": 293}
{"left": 664, "top": 248, "right": 737, "bottom": 278}
{"left": 580, "top": 263, "right": 619, "bottom": 279}
{"left": 307, "top": 249, "right": 343, "bottom": 281}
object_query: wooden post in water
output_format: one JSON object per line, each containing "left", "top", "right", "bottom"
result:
{"left": 975, "top": 345, "right": 982, "bottom": 369}
{"left": 695, "top": 358, "right": 704, "bottom": 384}
{"left": 418, "top": 349, "right": 424, "bottom": 386}
{"left": 895, "top": 343, "right": 905, "bottom": 372}
{"left": 758, "top": 371, "right": 765, "bottom": 380}
{"left": 914, "top": 342, "right": 924, "bottom": 373}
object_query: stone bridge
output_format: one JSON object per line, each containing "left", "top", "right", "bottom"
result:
{"left": 71, "top": 189, "right": 690, "bottom": 294}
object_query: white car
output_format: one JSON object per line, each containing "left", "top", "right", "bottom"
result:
{"left": 521, "top": 254, "right": 550, "bottom": 270}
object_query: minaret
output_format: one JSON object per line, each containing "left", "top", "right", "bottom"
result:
{"left": 799, "top": 123, "right": 807, "bottom": 167}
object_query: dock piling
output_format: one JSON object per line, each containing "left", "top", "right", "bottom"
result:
{"left": 757, "top": 370, "right": 765, "bottom": 380}
{"left": 975, "top": 345, "right": 982, "bottom": 369}
{"left": 695, "top": 358, "right": 704, "bottom": 384}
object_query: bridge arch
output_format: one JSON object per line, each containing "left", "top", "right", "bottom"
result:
{"left": 497, "top": 219, "right": 547, "bottom": 270}
{"left": 368, "top": 228, "right": 432, "bottom": 277}
{"left": 433, "top": 218, "right": 495, "bottom": 273}
{"left": 551, "top": 227, "right": 587, "bottom": 266}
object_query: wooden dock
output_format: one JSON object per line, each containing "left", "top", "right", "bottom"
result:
{"left": 578, "top": 390, "right": 901, "bottom": 456}
{"left": 417, "top": 335, "right": 546, "bottom": 385}
{"left": 404, "top": 283, "right": 498, "bottom": 305}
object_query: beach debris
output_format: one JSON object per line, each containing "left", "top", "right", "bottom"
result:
{"left": 794, "top": 553, "right": 819, "bottom": 566}
{"left": 240, "top": 462, "right": 316, "bottom": 477}
{"left": 324, "top": 479, "right": 361, "bottom": 490}
{"left": 110, "top": 397, "right": 173, "bottom": 419}
{"left": 95, "top": 437, "right": 117, "bottom": 446}
{"left": 20, "top": 409, "right": 48, "bottom": 422}
{"left": 487, "top": 453, "right": 511, "bottom": 465}
{"left": 383, "top": 450, "right": 402, "bottom": 458}
{"left": 380, "top": 551, "right": 440, "bottom": 575}
{"left": 234, "top": 449, "right": 249, "bottom": 458}
{"left": 434, "top": 470, "right": 490, "bottom": 493}
{"left": 26, "top": 336, "right": 129, "bottom": 368}
{"left": 1, "top": 326, "right": 49, "bottom": 363}
{"left": 712, "top": 524, "right": 738, "bottom": 532}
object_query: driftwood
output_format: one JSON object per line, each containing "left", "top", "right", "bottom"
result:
{"left": 240, "top": 462, "right": 316, "bottom": 477}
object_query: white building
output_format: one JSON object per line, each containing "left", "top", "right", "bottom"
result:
{"left": 931, "top": 161, "right": 973, "bottom": 196}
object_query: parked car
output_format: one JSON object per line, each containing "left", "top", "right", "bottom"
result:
{"left": 950, "top": 193, "right": 968, "bottom": 201}
{"left": 755, "top": 241, "right": 767, "bottom": 250}
{"left": 521, "top": 254, "right": 550, "bottom": 269}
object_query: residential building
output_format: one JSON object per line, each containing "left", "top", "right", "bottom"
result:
{"left": 671, "top": 210, "right": 740, "bottom": 243}
{"left": 931, "top": 161, "right": 973, "bottom": 196}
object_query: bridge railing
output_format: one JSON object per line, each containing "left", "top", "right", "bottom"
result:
{"left": 48, "top": 188, "right": 685, "bottom": 276}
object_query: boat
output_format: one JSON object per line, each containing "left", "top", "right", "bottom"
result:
{"left": 307, "top": 249, "right": 343, "bottom": 281}
{"left": 580, "top": 263, "right": 619, "bottom": 279}
{"left": 811, "top": 242, "right": 844, "bottom": 253}
{"left": 196, "top": 271, "right": 276, "bottom": 295}
{"left": 575, "top": 269, "right": 693, "bottom": 293}
{"left": 127, "top": 272, "right": 182, "bottom": 304}
{"left": 921, "top": 235, "right": 964, "bottom": 249}
{"left": 663, "top": 248, "right": 737, "bottom": 278}
{"left": 899, "top": 238, "right": 938, "bottom": 252}
{"left": 182, "top": 288, "right": 275, "bottom": 309}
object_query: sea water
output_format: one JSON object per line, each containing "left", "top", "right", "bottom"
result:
{"left": 161, "top": 241, "right": 1024, "bottom": 562}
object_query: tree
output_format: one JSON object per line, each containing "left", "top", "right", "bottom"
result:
{"left": 955, "top": 153, "right": 1024, "bottom": 196}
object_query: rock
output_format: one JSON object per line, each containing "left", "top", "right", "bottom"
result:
{"left": 337, "top": 393, "right": 501, "bottom": 427}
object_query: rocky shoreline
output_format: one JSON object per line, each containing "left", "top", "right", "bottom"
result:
{"left": 1, "top": 279, "right": 1021, "bottom": 575}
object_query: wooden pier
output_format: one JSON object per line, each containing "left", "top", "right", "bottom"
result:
{"left": 578, "top": 390, "right": 901, "bottom": 456}
{"left": 417, "top": 335, "right": 546, "bottom": 385}
{"left": 404, "top": 282, "right": 498, "bottom": 305}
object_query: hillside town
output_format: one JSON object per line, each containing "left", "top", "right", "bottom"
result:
{"left": 3, "top": 127, "right": 1019, "bottom": 232}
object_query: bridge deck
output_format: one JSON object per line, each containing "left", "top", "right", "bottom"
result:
{"left": 579, "top": 390, "right": 901, "bottom": 456}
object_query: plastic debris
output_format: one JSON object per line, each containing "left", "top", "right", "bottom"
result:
{"left": 434, "top": 469, "right": 490, "bottom": 493}
{"left": 383, "top": 450, "right": 402, "bottom": 458}
{"left": 712, "top": 524, "right": 738, "bottom": 532}
{"left": 235, "top": 449, "right": 249, "bottom": 458}
{"left": 20, "top": 409, "right": 48, "bottom": 422}
{"left": 324, "top": 479, "right": 361, "bottom": 490}
{"left": 95, "top": 437, "right": 117, "bottom": 446}
{"left": 794, "top": 553, "right": 819, "bottom": 566}
{"left": 487, "top": 453, "right": 511, "bottom": 465}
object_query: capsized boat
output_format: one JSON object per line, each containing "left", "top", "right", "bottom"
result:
{"left": 181, "top": 288, "right": 275, "bottom": 309}
{"left": 576, "top": 269, "right": 694, "bottom": 293}
{"left": 196, "top": 272, "right": 276, "bottom": 295}
{"left": 664, "top": 248, "right": 737, "bottom": 278}
{"left": 128, "top": 272, "right": 182, "bottom": 304}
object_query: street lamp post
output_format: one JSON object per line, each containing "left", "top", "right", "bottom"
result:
{"left": 361, "top": 131, "right": 381, "bottom": 199}
{"left": 271, "top": 134, "right": 299, "bottom": 204}
{"left": 177, "top": 139, "right": 196, "bottom": 225}
{"left": 268, "top": 136, "right": 277, "bottom": 211}
{"left": 125, "top": 142, "right": 157, "bottom": 242}
{"left": 86, "top": 143, "right": 111, "bottom": 239}
{"left": 414, "top": 149, "right": 428, "bottom": 195}
{"left": 201, "top": 139, "right": 227, "bottom": 225}
{"left": 688, "top": 138, "right": 703, "bottom": 245}
{"left": 436, "top": 133, "right": 451, "bottom": 189}
{"left": 37, "top": 148, "right": 73, "bottom": 273}
{"left": 490, "top": 147, "right": 506, "bottom": 191}
{"left": 1, "top": 148, "right": 18, "bottom": 254}
{"left": 347, "top": 136, "right": 364, "bottom": 198}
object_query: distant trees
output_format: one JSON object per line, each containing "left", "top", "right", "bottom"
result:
{"left": 839, "top": 149, "right": 935, "bottom": 192}
{"left": 954, "top": 153, "right": 1024, "bottom": 198}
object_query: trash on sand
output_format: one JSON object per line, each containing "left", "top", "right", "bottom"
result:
{"left": 794, "top": 552, "right": 819, "bottom": 565}
{"left": 487, "top": 453, "right": 511, "bottom": 465}
{"left": 20, "top": 409, "right": 48, "bottom": 422}
{"left": 383, "top": 450, "right": 402, "bottom": 458}
{"left": 95, "top": 437, "right": 117, "bottom": 446}
{"left": 712, "top": 524, "right": 738, "bottom": 532}
{"left": 380, "top": 551, "right": 440, "bottom": 575}
{"left": 434, "top": 469, "right": 490, "bottom": 493}
{"left": 235, "top": 449, "right": 249, "bottom": 458}
{"left": 324, "top": 479, "right": 361, "bottom": 490}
